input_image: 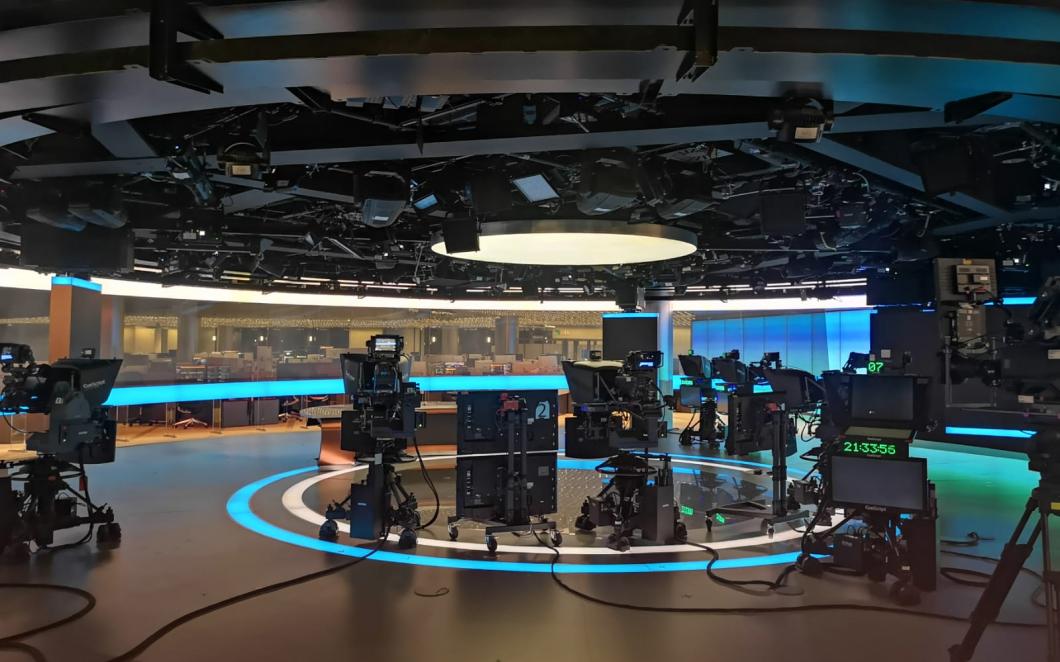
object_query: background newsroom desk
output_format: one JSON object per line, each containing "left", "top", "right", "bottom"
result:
{"left": 302, "top": 402, "right": 458, "bottom": 465}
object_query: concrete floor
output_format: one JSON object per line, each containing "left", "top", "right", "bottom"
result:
{"left": 0, "top": 431, "right": 1048, "bottom": 662}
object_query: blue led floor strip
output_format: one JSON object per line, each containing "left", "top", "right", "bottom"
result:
{"left": 945, "top": 426, "right": 1035, "bottom": 439}
{"left": 227, "top": 465, "right": 803, "bottom": 574}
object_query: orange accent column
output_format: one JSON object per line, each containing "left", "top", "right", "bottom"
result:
{"left": 47, "top": 278, "right": 102, "bottom": 362}
{"left": 48, "top": 284, "right": 74, "bottom": 363}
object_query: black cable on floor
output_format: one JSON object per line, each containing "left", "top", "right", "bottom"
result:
{"left": 685, "top": 541, "right": 799, "bottom": 593}
{"left": 410, "top": 437, "right": 440, "bottom": 530}
{"left": 940, "top": 566, "right": 992, "bottom": 587}
{"left": 0, "top": 583, "right": 97, "bottom": 643}
{"left": 106, "top": 533, "right": 389, "bottom": 662}
{"left": 0, "top": 641, "right": 46, "bottom": 662}
{"left": 940, "top": 531, "right": 995, "bottom": 547}
{"left": 526, "top": 530, "right": 1044, "bottom": 628}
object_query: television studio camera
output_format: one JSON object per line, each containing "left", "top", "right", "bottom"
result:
{"left": 675, "top": 353, "right": 724, "bottom": 449}
{"left": 563, "top": 349, "right": 687, "bottom": 551}
{"left": 934, "top": 262, "right": 1060, "bottom": 661}
{"left": 788, "top": 365, "right": 939, "bottom": 606}
{"left": 0, "top": 344, "right": 123, "bottom": 559}
{"left": 320, "top": 335, "right": 426, "bottom": 549}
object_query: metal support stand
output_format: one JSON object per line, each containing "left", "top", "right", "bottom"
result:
{"left": 706, "top": 413, "right": 807, "bottom": 537}
{"left": 950, "top": 483, "right": 1059, "bottom": 661}
{"left": 680, "top": 396, "right": 723, "bottom": 448}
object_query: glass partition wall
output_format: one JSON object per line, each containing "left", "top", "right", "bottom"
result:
{"left": 0, "top": 283, "right": 869, "bottom": 388}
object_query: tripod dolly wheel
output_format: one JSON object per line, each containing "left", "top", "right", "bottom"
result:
{"left": 398, "top": 528, "right": 417, "bottom": 549}
{"left": 485, "top": 534, "right": 498, "bottom": 554}
{"left": 607, "top": 533, "right": 631, "bottom": 552}
{"left": 890, "top": 580, "right": 921, "bottom": 606}
{"left": 674, "top": 521, "right": 688, "bottom": 543}
{"left": 549, "top": 529, "right": 563, "bottom": 547}
{"left": 1, "top": 541, "right": 30, "bottom": 563}
{"left": 447, "top": 524, "right": 458, "bottom": 540}
{"left": 318, "top": 519, "right": 339, "bottom": 542}
{"left": 97, "top": 522, "right": 122, "bottom": 548}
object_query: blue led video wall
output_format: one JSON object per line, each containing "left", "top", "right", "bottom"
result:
{"left": 690, "top": 310, "right": 871, "bottom": 374}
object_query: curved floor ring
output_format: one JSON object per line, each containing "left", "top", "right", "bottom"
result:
{"left": 227, "top": 455, "right": 814, "bottom": 574}
{"left": 281, "top": 455, "right": 809, "bottom": 555}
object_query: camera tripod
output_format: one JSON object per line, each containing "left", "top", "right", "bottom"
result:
{"left": 321, "top": 446, "right": 421, "bottom": 549}
{"left": 679, "top": 397, "right": 724, "bottom": 449}
{"left": 1, "top": 457, "right": 121, "bottom": 559}
{"left": 950, "top": 441, "right": 1060, "bottom": 661}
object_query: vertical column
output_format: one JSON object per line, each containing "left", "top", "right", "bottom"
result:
{"left": 177, "top": 309, "right": 200, "bottom": 362}
{"left": 440, "top": 327, "right": 460, "bottom": 355}
{"left": 645, "top": 300, "right": 675, "bottom": 426}
{"left": 494, "top": 315, "right": 518, "bottom": 355}
{"left": 48, "top": 276, "right": 102, "bottom": 361}
{"left": 217, "top": 326, "right": 236, "bottom": 352}
{"left": 99, "top": 295, "right": 124, "bottom": 359}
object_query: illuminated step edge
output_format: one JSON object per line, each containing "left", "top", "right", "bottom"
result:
{"left": 944, "top": 426, "right": 1035, "bottom": 439}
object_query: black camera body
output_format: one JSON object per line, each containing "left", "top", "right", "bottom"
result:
{"left": 1, "top": 344, "right": 123, "bottom": 557}
{"left": 339, "top": 335, "right": 424, "bottom": 457}
{"left": 1, "top": 345, "right": 122, "bottom": 464}
{"left": 562, "top": 349, "right": 667, "bottom": 459}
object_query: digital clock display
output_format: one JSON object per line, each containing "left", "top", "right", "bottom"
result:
{"left": 841, "top": 440, "right": 899, "bottom": 456}
{"left": 867, "top": 361, "right": 885, "bottom": 374}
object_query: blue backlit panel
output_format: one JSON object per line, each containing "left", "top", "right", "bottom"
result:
{"left": 690, "top": 309, "right": 870, "bottom": 376}
{"left": 106, "top": 375, "right": 571, "bottom": 406}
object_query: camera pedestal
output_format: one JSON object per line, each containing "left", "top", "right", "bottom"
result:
{"left": 0, "top": 458, "right": 120, "bottom": 556}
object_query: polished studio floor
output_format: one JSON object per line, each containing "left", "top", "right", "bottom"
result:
{"left": 0, "top": 430, "right": 1047, "bottom": 662}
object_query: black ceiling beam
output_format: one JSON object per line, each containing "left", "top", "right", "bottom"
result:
{"left": 800, "top": 137, "right": 1009, "bottom": 218}
{"left": 90, "top": 120, "right": 158, "bottom": 158}
{"left": 10, "top": 110, "right": 993, "bottom": 180}
{"left": 931, "top": 206, "right": 1060, "bottom": 236}
{"left": 1, "top": 25, "right": 1058, "bottom": 87}
{"left": 801, "top": 138, "right": 1060, "bottom": 236}
{"left": 209, "top": 174, "right": 359, "bottom": 205}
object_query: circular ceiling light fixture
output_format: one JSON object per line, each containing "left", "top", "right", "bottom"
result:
{"left": 430, "top": 220, "right": 698, "bottom": 266}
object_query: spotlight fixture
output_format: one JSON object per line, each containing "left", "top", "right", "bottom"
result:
{"left": 614, "top": 282, "right": 645, "bottom": 312}
{"left": 650, "top": 168, "right": 713, "bottom": 220}
{"left": 768, "top": 97, "right": 834, "bottom": 143}
{"left": 355, "top": 171, "right": 408, "bottom": 228}
{"left": 576, "top": 160, "right": 639, "bottom": 215}
{"left": 430, "top": 220, "right": 697, "bottom": 266}
{"left": 512, "top": 174, "right": 560, "bottom": 203}
{"left": 412, "top": 191, "right": 439, "bottom": 212}
{"left": 468, "top": 171, "right": 513, "bottom": 215}
{"left": 441, "top": 218, "right": 480, "bottom": 254}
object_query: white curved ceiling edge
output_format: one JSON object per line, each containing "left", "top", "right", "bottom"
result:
{"left": 0, "top": 267, "right": 867, "bottom": 312}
